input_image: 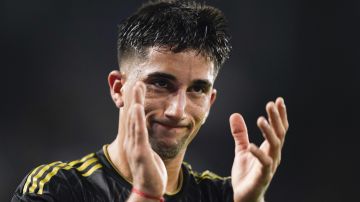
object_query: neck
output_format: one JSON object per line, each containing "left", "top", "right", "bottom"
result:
{"left": 162, "top": 151, "right": 185, "bottom": 194}
{"left": 107, "top": 130, "right": 185, "bottom": 194}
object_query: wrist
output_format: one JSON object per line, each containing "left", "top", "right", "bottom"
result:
{"left": 132, "top": 178, "right": 165, "bottom": 197}
{"left": 234, "top": 194, "right": 265, "bottom": 202}
{"left": 235, "top": 199, "right": 265, "bottom": 202}
{"left": 130, "top": 187, "right": 164, "bottom": 202}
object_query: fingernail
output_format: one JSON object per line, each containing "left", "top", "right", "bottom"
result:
{"left": 262, "top": 119, "right": 269, "bottom": 128}
{"left": 280, "top": 98, "right": 286, "bottom": 107}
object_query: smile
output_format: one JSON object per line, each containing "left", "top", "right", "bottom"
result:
{"left": 151, "top": 120, "right": 190, "bottom": 132}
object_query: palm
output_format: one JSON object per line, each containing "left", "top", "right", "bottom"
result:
{"left": 151, "top": 149, "right": 168, "bottom": 187}
{"left": 231, "top": 142, "right": 271, "bottom": 201}
{"left": 229, "top": 98, "right": 289, "bottom": 202}
{"left": 124, "top": 82, "right": 168, "bottom": 196}
{"left": 232, "top": 150, "right": 260, "bottom": 186}
{"left": 126, "top": 115, "right": 168, "bottom": 195}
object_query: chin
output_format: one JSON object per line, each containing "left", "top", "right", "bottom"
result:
{"left": 149, "top": 136, "right": 187, "bottom": 160}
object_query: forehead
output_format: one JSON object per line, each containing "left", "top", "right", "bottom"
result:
{"left": 133, "top": 48, "right": 215, "bottom": 84}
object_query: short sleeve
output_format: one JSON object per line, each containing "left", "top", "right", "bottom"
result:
{"left": 11, "top": 162, "right": 78, "bottom": 202}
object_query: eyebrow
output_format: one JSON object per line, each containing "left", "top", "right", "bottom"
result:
{"left": 192, "top": 80, "right": 212, "bottom": 88}
{"left": 145, "top": 72, "right": 213, "bottom": 87}
{"left": 146, "top": 72, "right": 177, "bottom": 81}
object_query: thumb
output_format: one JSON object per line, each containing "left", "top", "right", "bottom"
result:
{"left": 229, "top": 113, "right": 250, "bottom": 152}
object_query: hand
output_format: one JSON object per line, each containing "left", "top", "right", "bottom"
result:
{"left": 230, "top": 97, "right": 289, "bottom": 202}
{"left": 123, "top": 82, "right": 167, "bottom": 197}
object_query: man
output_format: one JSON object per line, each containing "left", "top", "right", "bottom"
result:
{"left": 13, "top": 0, "right": 289, "bottom": 201}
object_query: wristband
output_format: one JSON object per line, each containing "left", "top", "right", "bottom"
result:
{"left": 131, "top": 187, "right": 165, "bottom": 202}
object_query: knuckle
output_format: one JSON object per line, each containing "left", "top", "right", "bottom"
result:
{"left": 133, "top": 103, "right": 141, "bottom": 109}
{"left": 133, "top": 151, "right": 145, "bottom": 162}
{"left": 272, "top": 138, "right": 281, "bottom": 147}
{"left": 279, "top": 128, "right": 286, "bottom": 137}
{"left": 265, "top": 158, "right": 273, "bottom": 167}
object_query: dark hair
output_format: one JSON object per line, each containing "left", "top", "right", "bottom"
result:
{"left": 117, "top": 0, "right": 231, "bottom": 75}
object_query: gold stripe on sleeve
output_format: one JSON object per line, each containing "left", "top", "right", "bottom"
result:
{"left": 34, "top": 153, "right": 96, "bottom": 195}
{"left": 64, "top": 153, "right": 95, "bottom": 170}
{"left": 36, "top": 163, "right": 67, "bottom": 195}
{"left": 82, "top": 163, "right": 102, "bottom": 177}
{"left": 22, "top": 153, "right": 97, "bottom": 195}
{"left": 76, "top": 157, "right": 98, "bottom": 172}
{"left": 28, "top": 161, "right": 61, "bottom": 193}
{"left": 22, "top": 165, "right": 44, "bottom": 194}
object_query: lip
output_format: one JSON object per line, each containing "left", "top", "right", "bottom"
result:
{"left": 153, "top": 121, "right": 189, "bottom": 129}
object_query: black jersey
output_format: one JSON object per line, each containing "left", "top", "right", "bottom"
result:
{"left": 12, "top": 145, "right": 233, "bottom": 202}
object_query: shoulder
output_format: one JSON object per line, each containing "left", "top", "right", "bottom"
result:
{"left": 12, "top": 152, "right": 103, "bottom": 201}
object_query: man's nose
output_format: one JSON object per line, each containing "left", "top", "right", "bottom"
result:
{"left": 164, "top": 91, "right": 187, "bottom": 121}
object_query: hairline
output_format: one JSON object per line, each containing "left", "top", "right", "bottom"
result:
{"left": 119, "top": 46, "right": 220, "bottom": 78}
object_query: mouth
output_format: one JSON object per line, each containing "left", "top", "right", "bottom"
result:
{"left": 152, "top": 121, "right": 189, "bottom": 130}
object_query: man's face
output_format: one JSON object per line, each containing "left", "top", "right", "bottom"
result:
{"left": 121, "top": 48, "right": 217, "bottom": 159}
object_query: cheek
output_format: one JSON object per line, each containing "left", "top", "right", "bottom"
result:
{"left": 143, "top": 92, "right": 212, "bottom": 121}
{"left": 194, "top": 107, "right": 209, "bottom": 122}
{"left": 188, "top": 100, "right": 211, "bottom": 123}
{"left": 143, "top": 96, "right": 166, "bottom": 115}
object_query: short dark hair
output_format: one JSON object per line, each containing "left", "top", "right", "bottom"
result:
{"left": 117, "top": 0, "right": 231, "bottom": 75}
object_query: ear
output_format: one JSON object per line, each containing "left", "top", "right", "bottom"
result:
{"left": 201, "top": 89, "right": 217, "bottom": 125}
{"left": 210, "top": 88, "right": 217, "bottom": 107}
{"left": 108, "top": 70, "right": 125, "bottom": 108}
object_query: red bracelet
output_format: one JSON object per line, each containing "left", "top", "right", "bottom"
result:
{"left": 131, "top": 187, "right": 165, "bottom": 202}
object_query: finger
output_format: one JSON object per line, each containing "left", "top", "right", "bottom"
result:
{"left": 266, "top": 101, "right": 286, "bottom": 142}
{"left": 133, "top": 82, "right": 147, "bottom": 145}
{"left": 257, "top": 117, "right": 281, "bottom": 167}
{"left": 229, "top": 113, "right": 249, "bottom": 152}
{"left": 134, "top": 82, "right": 146, "bottom": 105}
{"left": 128, "top": 106, "right": 136, "bottom": 146}
{"left": 249, "top": 144, "right": 272, "bottom": 174}
{"left": 257, "top": 116, "right": 281, "bottom": 153}
{"left": 127, "top": 82, "right": 144, "bottom": 144}
{"left": 276, "top": 97, "right": 289, "bottom": 131}
{"left": 123, "top": 105, "right": 134, "bottom": 151}
{"left": 123, "top": 82, "right": 134, "bottom": 110}
{"left": 134, "top": 103, "right": 149, "bottom": 145}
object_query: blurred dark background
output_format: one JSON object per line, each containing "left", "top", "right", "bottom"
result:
{"left": 1, "top": 0, "right": 359, "bottom": 201}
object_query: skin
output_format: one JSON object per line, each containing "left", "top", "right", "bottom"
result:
{"left": 107, "top": 47, "right": 289, "bottom": 202}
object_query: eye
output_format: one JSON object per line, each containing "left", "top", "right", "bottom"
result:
{"left": 151, "top": 78, "right": 169, "bottom": 88}
{"left": 189, "top": 85, "right": 207, "bottom": 94}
